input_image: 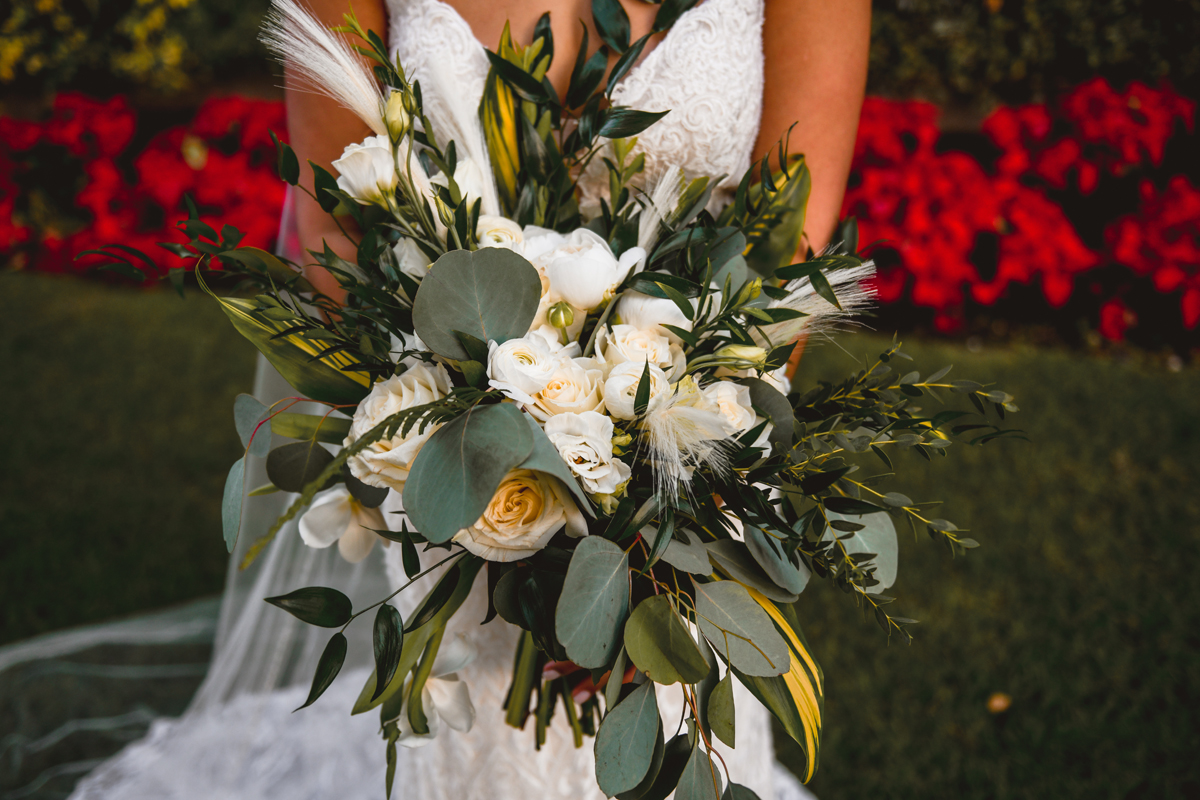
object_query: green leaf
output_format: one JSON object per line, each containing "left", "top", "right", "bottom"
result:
{"left": 661, "top": 528, "right": 711, "bottom": 575}
{"left": 822, "top": 496, "right": 884, "bottom": 515}
{"left": 676, "top": 744, "right": 722, "bottom": 800}
{"left": 371, "top": 604, "right": 403, "bottom": 701}
{"left": 265, "top": 586, "right": 353, "bottom": 628}
{"left": 605, "top": 645, "right": 628, "bottom": 714}
{"left": 266, "top": 441, "right": 336, "bottom": 493}
{"left": 744, "top": 378, "right": 793, "bottom": 452}
{"left": 616, "top": 718, "right": 665, "bottom": 800}
{"left": 592, "top": 0, "right": 631, "bottom": 51}
{"left": 693, "top": 580, "right": 789, "bottom": 677}
{"left": 624, "top": 595, "right": 709, "bottom": 685}
{"left": 403, "top": 403, "right": 535, "bottom": 543}
{"left": 271, "top": 412, "right": 352, "bottom": 444}
{"left": 637, "top": 734, "right": 693, "bottom": 800}
{"left": 221, "top": 457, "right": 245, "bottom": 553}
{"left": 823, "top": 511, "right": 898, "bottom": 590}
{"left": 654, "top": 0, "right": 701, "bottom": 32}
{"left": 607, "top": 33, "right": 651, "bottom": 95}
{"left": 706, "top": 540, "right": 799, "bottom": 603}
{"left": 594, "top": 680, "right": 659, "bottom": 796}
{"left": 556, "top": 537, "right": 630, "bottom": 668}
{"left": 484, "top": 49, "right": 552, "bottom": 103}
{"left": 598, "top": 108, "right": 671, "bottom": 139}
{"left": 743, "top": 524, "right": 809, "bottom": 596}
{"left": 401, "top": 536, "right": 421, "bottom": 579}
{"left": 807, "top": 269, "right": 841, "bottom": 310}
{"left": 310, "top": 161, "right": 341, "bottom": 212}
{"left": 723, "top": 784, "right": 762, "bottom": 800}
{"left": 234, "top": 394, "right": 272, "bottom": 457}
{"left": 296, "top": 632, "right": 347, "bottom": 710}
{"left": 411, "top": 249, "right": 542, "bottom": 361}
{"left": 271, "top": 131, "right": 300, "bottom": 185}
{"left": 743, "top": 157, "right": 811, "bottom": 277}
{"left": 634, "top": 361, "right": 652, "bottom": 417}
{"left": 708, "top": 671, "right": 736, "bottom": 748}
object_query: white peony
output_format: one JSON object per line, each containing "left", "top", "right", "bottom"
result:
{"left": 614, "top": 289, "right": 722, "bottom": 342}
{"left": 519, "top": 226, "right": 568, "bottom": 265}
{"left": 486, "top": 333, "right": 563, "bottom": 405}
{"left": 345, "top": 363, "right": 453, "bottom": 492}
{"left": 600, "top": 324, "right": 686, "bottom": 380}
{"left": 603, "top": 361, "right": 669, "bottom": 420}
{"left": 333, "top": 134, "right": 396, "bottom": 206}
{"left": 453, "top": 469, "right": 587, "bottom": 561}
{"left": 527, "top": 357, "right": 607, "bottom": 421}
{"left": 298, "top": 486, "right": 389, "bottom": 563}
{"left": 476, "top": 215, "right": 524, "bottom": 249}
{"left": 544, "top": 411, "right": 631, "bottom": 495}
{"left": 395, "top": 632, "right": 477, "bottom": 747}
{"left": 701, "top": 380, "right": 772, "bottom": 449}
{"left": 543, "top": 229, "right": 644, "bottom": 311}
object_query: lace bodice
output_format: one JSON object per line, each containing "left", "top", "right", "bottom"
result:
{"left": 388, "top": 0, "right": 765, "bottom": 213}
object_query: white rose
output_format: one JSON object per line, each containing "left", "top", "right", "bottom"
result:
{"left": 701, "top": 380, "right": 772, "bottom": 449}
{"left": 604, "top": 361, "right": 669, "bottom": 420}
{"left": 528, "top": 357, "right": 606, "bottom": 421}
{"left": 453, "top": 469, "right": 587, "bottom": 561}
{"left": 600, "top": 324, "right": 686, "bottom": 380}
{"left": 614, "top": 289, "right": 722, "bottom": 342}
{"left": 345, "top": 363, "right": 453, "bottom": 491}
{"left": 476, "top": 215, "right": 524, "bottom": 249}
{"left": 544, "top": 411, "right": 632, "bottom": 495}
{"left": 486, "top": 333, "right": 563, "bottom": 404}
{"left": 431, "top": 156, "right": 487, "bottom": 208}
{"left": 544, "top": 228, "right": 644, "bottom": 311}
{"left": 333, "top": 134, "right": 396, "bottom": 206}
{"left": 394, "top": 237, "right": 430, "bottom": 282}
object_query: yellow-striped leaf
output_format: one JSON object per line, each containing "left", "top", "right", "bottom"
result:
{"left": 479, "top": 67, "right": 521, "bottom": 215}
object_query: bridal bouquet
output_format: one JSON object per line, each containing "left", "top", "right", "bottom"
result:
{"left": 89, "top": 1, "right": 1020, "bottom": 797}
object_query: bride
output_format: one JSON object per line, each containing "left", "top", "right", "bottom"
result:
{"left": 70, "top": 1, "right": 868, "bottom": 798}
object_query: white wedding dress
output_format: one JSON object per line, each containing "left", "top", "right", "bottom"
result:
{"left": 69, "top": 0, "right": 815, "bottom": 797}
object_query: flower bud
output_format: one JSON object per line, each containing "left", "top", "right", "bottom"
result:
{"left": 734, "top": 277, "right": 763, "bottom": 308}
{"left": 715, "top": 344, "right": 768, "bottom": 369}
{"left": 435, "top": 195, "right": 456, "bottom": 228}
{"left": 384, "top": 91, "right": 411, "bottom": 140}
{"left": 548, "top": 301, "right": 575, "bottom": 331}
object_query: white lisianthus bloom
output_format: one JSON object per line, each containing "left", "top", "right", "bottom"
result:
{"left": 714, "top": 364, "right": 792, "bottom": 397}
{"left": 476, "top": 215, "right": 524, "bottom": 249}
{"left": 332, "top": 134, "right": 396, "bottom": 206}
{"left": 614, "top": 289, "right": 722, "bottom": 342}
{"left": 345, "top": 363, "right": 453, "bottom": 492}
{"left": 604, "top": 361, "right": 670, "bottom": 420}
{"left": 544, "top": 229, "right": 644, "bottom": 311}
{"left": 430, "top": 156, "right": 488, "bottom": 208}
{"left": 600, "top": 324, "right": 687, "bottom": 380}
{"left": 395, "top": 633, "right": 477, "bottom": 748}
{"left": 393, "top": 237, "right": 430, "bottom": 282}
{"left": 299, "top": 487, "right": 389, "bottom": 563}
{"left": 701, "top": 381, "right": 772, "bottom": 448}
{"left": 527, "top": 357, "right": 607, "bottom": 421}
{"left": 454, "top": 469, "right": 587, "bottom": 562}
{"left": 486, "top": 334, "right": 563, "bottom": 404}
{"left": 544, "top": 411, "right": 632, "bottom": 495}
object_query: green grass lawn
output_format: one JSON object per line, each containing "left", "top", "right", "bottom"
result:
{"left": 1, "top": 273, "right": 1197, "bottom": 797}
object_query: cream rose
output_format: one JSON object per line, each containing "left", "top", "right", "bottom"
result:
{"left": 453, "top": 469, "right": 586, "bottom": 561}
{"left": 527, "top": 357, "right": 606, "bottom": 421}
{"left": 701, "top": 381, "right": 772, "bottom": 449}
{"left": 604, "top": 361, "right": 669, "bottom": 420}
{"left": 600, "top": 324, "right": 686, "bottom": 380}
{"left": 543, "top": 229, "right": 644, "bottom": 311}
{"left": 544, "top": 411, "right": 631, "bottom": 494}
{"left": 476, "top": 215, "right": 524, "bottom": 249}
{"left": 333, "top": 134, "right": 396, "bottom": 206}
{"left": 486, "top": 333, "right": 565, "bottom": 404}
{"left": 345, "top": 363, "right": 453, "bottom": 492}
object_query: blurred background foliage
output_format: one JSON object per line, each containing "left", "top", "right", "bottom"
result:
{"left": 4, "top": 0, "right": 1199, "bottom": 106}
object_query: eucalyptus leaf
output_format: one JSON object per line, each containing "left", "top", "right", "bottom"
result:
{"left": 638, "top": 734, "right": 693, "bottom": 800}
{"left": 723, "top": 784, "right": 762, "bottom": 800}
{"left": 616, "top": 717, "right": 665, "bottom": 800}
{"left": 706, "top": 540, "right": 799, "bottom": 603}
{"left": 556, "top": 537, "right": 630, "bottom": 668}
{"left": 594, "top": 680, "right": 660, "bottom": 796}
{"left": 661, "top": 528, "right": 711, "bottom": 574}
{"left": 411, "top": 249, "right": 542, "bottom": 361}
{"left": 693, "top": 580, "right": 789, "bottom": 677}
{"left": 742, "top": 525, "right": 810, "bottom": 596}
{"left": 744, "top": 379, "right": 793, "bottom": 452}
{"left": 676, "top": 744, "right": 722, "bottom": 800}
{"left": 624, "top": 595, "right": 708, "bottom": 685}
{"left": 221, "top": 457, "right": 245, "bottom": 553}
{"left": 708, "top": 671, "right": 736, "bottom": 748}
{"left": 823, "top": 510, "right": 898, "bottom": 590}
{"left": 233, "top": 394, "right": 272, "bottom": 457}
{"left": 403, "top": 403, "right": 535, "bottom": 543}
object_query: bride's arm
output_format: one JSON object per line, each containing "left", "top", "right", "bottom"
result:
{"left": 756, "top": 0, "right": 871, "bottom": 254}
{"left": 286, "top": 0, "right": 390, "bottom": 299}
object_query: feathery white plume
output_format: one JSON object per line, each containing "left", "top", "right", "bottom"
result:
{"left": 260, "top": 0, "right": 388, "bottom": 136}
{"left": 644, "top": 376, "right": 733, "bottom": 498}
{"left": 636, "top": 165, "right": 686, "bottom": 257}
{"left": 752, "top": 259, "right": 877, "bottom": 348}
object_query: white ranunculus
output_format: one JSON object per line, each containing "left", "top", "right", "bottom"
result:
{"left": 614, "top": 289, "right": 722, "bottom": 342}
{"left": 395, "top": 632, "right": 477, "bottom": 748}
{"left": 476, "top": 215, "right": 524, "bottom": 250}
{"left": 600, "top": 324, "right": 687, "bottom": 380}
{"left": 345, "top": 363, "right": 453, "bottom": 492}
{"left": 298, "top": 487, "right": 389, "bottom": 563}
{"left": 603, "top": 361, "right": 669, "bottom": 420}
{"left": 394, "top": 237, "right": 430, "bottom": 282}
{"left": 543, "top": 229, "right": 644, "bottom": 312}
{"left": 453, "top": 469, "right": 587, "bottom": 561}
{"left": 544, "top": 411, "right": 632, "bottom": 495}
{"left": 486, "top": 334, "right": 564, "bottom": 405}
{"left": 528, "top": 357, "right": 606, "bottom": 421}
{"left": 431, "top": 156, "right": 487, "bottom": 208}
{"left": 701, "top": 380, "right": 772, "bottom": 449}
{"left": 333, "top": 134, "right": 396, "bottom": 206}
